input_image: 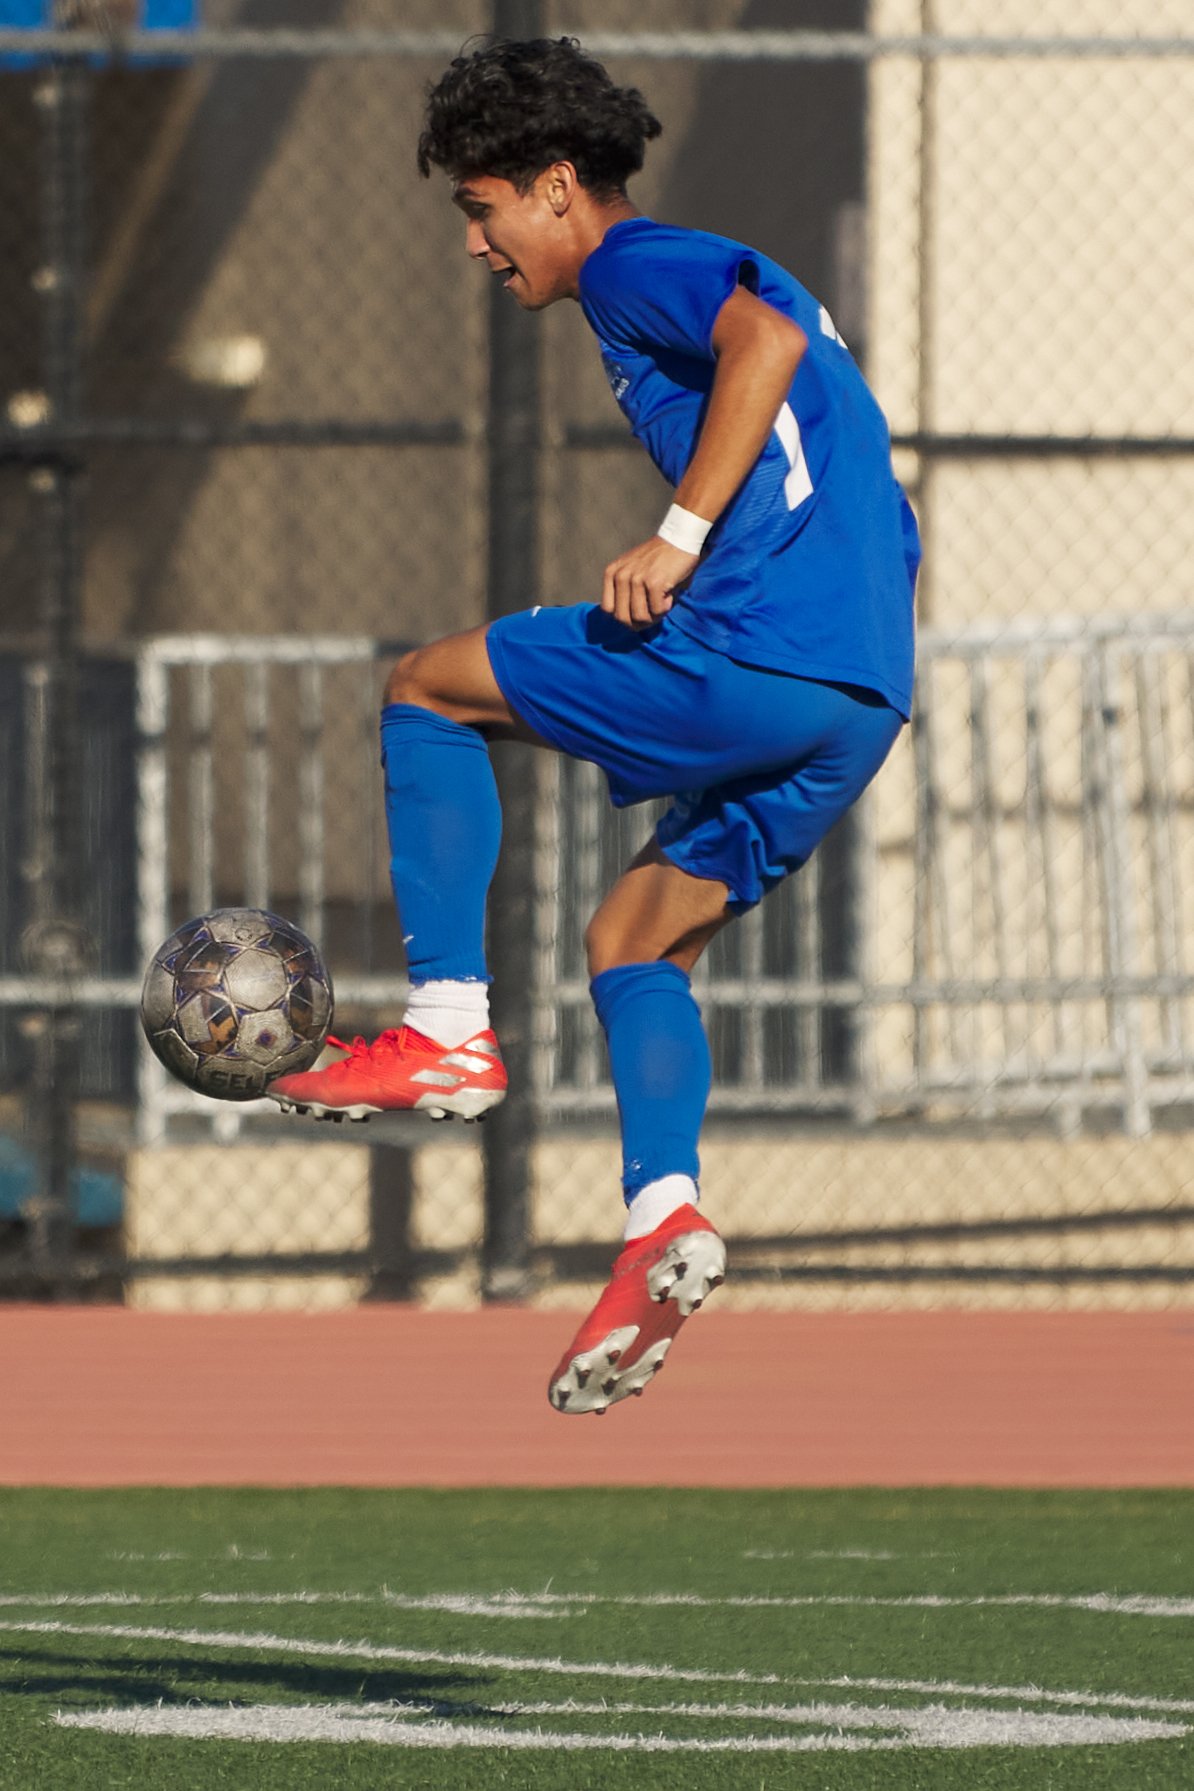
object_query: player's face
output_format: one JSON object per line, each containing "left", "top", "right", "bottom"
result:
{"left": 451, "top": 173, "right": 578, "bottom": 309}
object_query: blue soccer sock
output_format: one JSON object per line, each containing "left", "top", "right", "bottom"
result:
{"left": 380, "top": 702, "right": 501, "bottom": 986}
{"left": 590, "top": 961, "right": 712, "bottom": 1216}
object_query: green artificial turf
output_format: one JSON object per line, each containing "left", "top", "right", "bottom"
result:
{"left": 0, "top": 1487, "right": 1190, "bottom": 1789}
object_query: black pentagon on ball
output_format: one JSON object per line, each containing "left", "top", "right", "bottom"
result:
{"left": 287, "top": 986, "right": 329, "bottom": 1043}
{"left": 177, "top": 989, "right": 238, "bottom": 1057}
{"left": 266, "top": 924, "right": 313, "bottom": 963}
{"left": 157, "top": 915, "right": 211, "bottom": 970}
{"left": 173, "top": 937, "right": 238, "bottom": 994}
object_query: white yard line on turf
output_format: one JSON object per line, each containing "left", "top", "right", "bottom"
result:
{"left": 429, "top": 1590, "right": 1194, "bottom": 1619}
{"left": 5, "top": 1619, "right": 1194, "bottom": 1718}
{"left": 799, "top": 1675, "right": 1194, "bottom": 1716}
{"left": 106, "top": 1552, "right": 189, "bottom": 1563}
{"left": 807, "top": 1549, "right": 898, "bottom": 1560}
{"left": 53, "top": 1700, "right": 1187, "bottom": 1751}
{"left": 3, "top": 1588, "right": 1194, "bottom": 1618}
{"left": 0, "top": 1592, "right": 558, "bottom": 1620}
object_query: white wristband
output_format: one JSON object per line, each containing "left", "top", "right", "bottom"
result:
{"left": 656, "top": 503, "right": 712, "bottom": 556}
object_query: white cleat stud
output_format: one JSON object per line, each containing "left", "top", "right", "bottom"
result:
{"left": 550, "top": 1327, "right": 642, "bottom": 1415}
{"left": 648, "top": 1232, "right": 728, "bottom": 1316}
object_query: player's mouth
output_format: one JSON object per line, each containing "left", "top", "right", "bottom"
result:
{"left": 490, "top": 261, "right": 518, "bottom": 288}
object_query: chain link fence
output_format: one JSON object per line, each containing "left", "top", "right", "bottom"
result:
{"left": 1, "top": 1, "right": 1192, "bottom": 1309}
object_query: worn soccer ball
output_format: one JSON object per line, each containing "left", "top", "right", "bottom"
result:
{"left": 140, "top": 908, "right": 334, "bottom": 1101}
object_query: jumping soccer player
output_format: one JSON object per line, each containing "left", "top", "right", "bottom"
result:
{"left": 271, "top": 37, "right": 919, "bottom": 1415}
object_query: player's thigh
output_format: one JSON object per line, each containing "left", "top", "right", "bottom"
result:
{"left": 656, "top": 695, "right": 903, "bottom": 915}
{"left": 487, "top": 605, "right": 898, "bottom": 805}
{"left": 585, "top": 840, "right": 734, "bottom": 976}
{"left": 385, "top": 624, "right": 549, "bottom": 743}
{"left": 486, "top": 604, "right": 761, "bottom": 805}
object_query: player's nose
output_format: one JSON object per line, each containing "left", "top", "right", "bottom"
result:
{"left": 465, "top": 218, "right": 490, "bottom": 259}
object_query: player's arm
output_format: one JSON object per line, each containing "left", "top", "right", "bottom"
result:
{"left": 601, "top": 285, "right": 807, "bottom": 631}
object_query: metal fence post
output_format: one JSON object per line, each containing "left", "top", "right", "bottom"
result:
{"left": 365, "top": 1143, "right": 417, "bottom": 1302}
{"left": 480, "top": 0, "right": 544, "bottom": 1301}
{"left": 22, "top": 60, "right": 91, "bottom": 1298}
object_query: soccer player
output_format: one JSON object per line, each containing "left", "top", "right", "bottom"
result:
{"left": 271, "top": 37, "right": 919, "bottom": 1414}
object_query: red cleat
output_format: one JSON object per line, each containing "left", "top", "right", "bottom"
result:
{"left": 267, "top": 1025, "right": 506, "bottom": 1123}
{"left": 547, "top": 1204, "right": 726, "bottom": 1415}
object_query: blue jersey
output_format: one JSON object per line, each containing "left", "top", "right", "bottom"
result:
{"left": 578, "top": 217, "right": 919, "bottom": 718}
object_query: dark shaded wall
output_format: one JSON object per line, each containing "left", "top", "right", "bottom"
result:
{"left": 660, "top": 0, "right": 869, "bottom": 347}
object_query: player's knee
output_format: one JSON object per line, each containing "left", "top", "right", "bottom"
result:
{"left": 384, "top": 649, "right": 429, "bottom": 709}
{"left": 585, "top": 911, "right": 650, "bottom": 977}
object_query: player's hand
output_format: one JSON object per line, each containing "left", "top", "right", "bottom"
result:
{"left": 601, "top": 536, "right": 699, "bottom": 631}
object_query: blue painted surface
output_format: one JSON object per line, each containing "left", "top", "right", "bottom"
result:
{"left": 139, "top": 0, "right": 198, "bottom": 24}
{"left": 0, "top": 1135, "right": 124, "bottom": 1230}
{"left": 1, "top": 0, "right": 199, "bottom": 65}
{"left": 0, "top": 0, "right": 198, "bottom": 24}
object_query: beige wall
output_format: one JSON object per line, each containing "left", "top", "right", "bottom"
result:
{"left": 864, "top": 0, "right": 1194, "bottom": 1084}
{"left": 868, "top": 0, "right": 1194, "bottom": 626}
{"left": 126, "top": 1129, "right": 1194, "bottom": 1311}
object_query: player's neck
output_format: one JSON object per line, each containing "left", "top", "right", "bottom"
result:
{"left": 565, "top": 195, "right": 641, "bottom": 295}
{"left": 589, "top": 195, "right": 640, "bottom": 249}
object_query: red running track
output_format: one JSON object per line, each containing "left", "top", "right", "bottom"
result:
{"left": 1, "top": 1308, "right": 1190, "bottom": 1487}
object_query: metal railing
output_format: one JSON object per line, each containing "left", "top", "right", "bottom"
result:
{"left": 536, "top": 614, "right": 1194, "bottom": 1136}
{"left": 5, "top": 617, "right": 1191, "bottom": 1143}
{"left": 3, "top": 28, "right": 1193, "bottom": 61}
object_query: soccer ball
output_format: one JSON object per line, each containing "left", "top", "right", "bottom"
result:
{"left": 140, "top": 908, "right": 334, "bottom": 1101}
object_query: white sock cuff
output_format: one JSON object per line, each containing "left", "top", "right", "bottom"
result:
{"left": 404, "top": 979, "right": 491, "bottom": 1049}
{"left": 623, "top": 1174, "right": 699, "bottom": 1241}
{"left": 409, "top": 978, "right": 490, "bottom": 1007}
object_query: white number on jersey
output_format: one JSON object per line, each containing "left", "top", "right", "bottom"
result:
{"left": 771, "top": 309, "right": 845, "bottom": 512}
{"left": 773, "top": 402, "right": 813, "bottom": 510}
{"left": 819, "top": 303, "right": 846, "bottom": 348}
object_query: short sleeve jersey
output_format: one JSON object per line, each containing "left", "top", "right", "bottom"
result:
{"left": 578, "top": 217, "right": 919, "bottom": 718}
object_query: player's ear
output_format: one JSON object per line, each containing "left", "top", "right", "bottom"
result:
{"left": 542, "top": 161, "right": 579, "bottom": 216}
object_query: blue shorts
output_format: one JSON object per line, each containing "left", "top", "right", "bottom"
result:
{"left": 486, "top": 603, "right": 903, "bottom": 912}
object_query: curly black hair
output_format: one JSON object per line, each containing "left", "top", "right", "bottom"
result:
{"left": 417, "top": 37, "right": 662, "bottom": 197}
